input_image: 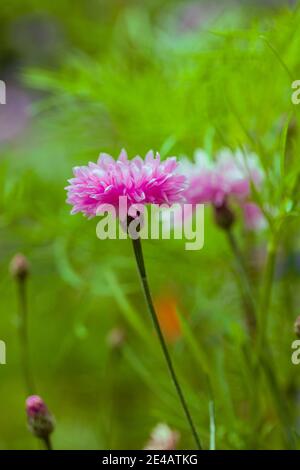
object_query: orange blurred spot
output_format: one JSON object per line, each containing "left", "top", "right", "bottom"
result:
{"left": 154, "top": 294, "right": 181, "bottom": 342}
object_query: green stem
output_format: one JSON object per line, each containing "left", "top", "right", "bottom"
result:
{"left": 255, "top": 234, "right": 295, "bottom": 447}
{"left": 17, "top": 278, "right": 54, "bottom": 450}
{"left": 17, "top": 278, "right": 36, "bottom": 395}
{"left": 43, "top": 435, "right": 53, "bottom": 450}
{"left": 260, "top": 353, "right": 296, "bottom": 449}
{"left": 256, "top": 239, "right": 276, "bottom": 356}
{"left": 226, "top": 230, "right": 257, "bottom": 336}
{"left": 131, "top": 237, "right": 202, "bottom": 450}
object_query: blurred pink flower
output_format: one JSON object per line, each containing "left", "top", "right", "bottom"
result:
{"left": 242, "top": 202, "right": 266, "bottom": 231}
{"left": 181, "top": 149, "right": 265, "bottom": 231}
{"left": 66, "top": 150, "right": 187, "bottom": 218}
{"left": 144, "top": 423, "right": 180, "bottom": 450}
{"left": 0, "top": 83, "right": 30, "bottom": 142}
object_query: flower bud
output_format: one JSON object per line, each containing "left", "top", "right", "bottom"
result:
{"left": 10, "top": 253, "right": 30, "bottom": 281}
{"left": 26, "top": 395, "right": 55, "bottom": 440}
{"left": 144, "top": 423, "right": 180, "bottom": 450}
{"left": 294, "top": 316, "right": 300, "bottom": 338}
{"left": 106, "top": 327, "right": 126, "bottom": 350}
{"left": 214, "top": 202, "right": 235, "bottom": 230}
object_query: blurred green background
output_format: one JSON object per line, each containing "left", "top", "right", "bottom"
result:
{"left": 1, "top": 0, "right": 300, "bottom": 450}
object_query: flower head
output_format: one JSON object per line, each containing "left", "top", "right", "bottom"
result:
{"left": 144, "top": 423, "right": 180, "bottom": 450}
{"left": 9, "top": 253, "right": 30, "bottom": 280}
{"left": 26, "top": 395, "right": 55, "bottom": 440}
{"left": 182, "top": 149, "right": 265, "bottom": 231}
{"left": 66, "top": 150, "right": 187, "bottom": 218}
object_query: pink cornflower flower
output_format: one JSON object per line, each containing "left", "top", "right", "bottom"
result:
{"left": 66, "top": 149, "right": 202, "bottom": 449}
{"left": 181, "top": 148, "right": 265, "bottom": 231}
{"left": 65, "top": 149, "right": 187, "bottom": 218}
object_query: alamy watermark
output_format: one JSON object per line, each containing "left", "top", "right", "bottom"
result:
{"left": 291, "top": 80, "right": 300, "bottom": 105}
{"left": 0, "top": 340, "right": 6, "bottom": 365}
{"left": 95, "top": 197, "right": 204, "bottom": 251}
{"left": 0, "top": 80, "right": 6, "bottom": 104}
{"left": 291, "top": 340, "right": 300, "bottom": 365}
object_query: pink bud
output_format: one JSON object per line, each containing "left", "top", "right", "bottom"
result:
{"left": 26, "top": 395, "right": 55, "bottom": 439}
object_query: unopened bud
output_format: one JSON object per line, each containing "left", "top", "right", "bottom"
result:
{"left": 26, "top": 395, "right": 55, "bottom": 440}
{"left": 144, "top": 423, "right": 180, "bottom": 450}
{"left": 214, "top": 202, "right": 235, "bottom": 230}
{"left": 294, "top": 316, "right": 300, "bottom": 338}
{"left": 10, "top": 254, "right": 29, "bottom": 280}
{"left": 106, "top": 327, "right": 126, "bottom": 350}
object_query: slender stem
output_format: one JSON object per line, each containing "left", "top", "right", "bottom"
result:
{"left": 16, "top": 276, "right": 54, "bottom": 450}
{"left": 131, "top": 237, "right": 202, "bottom": 450}
{"left": 17, "top": 278, "right": 36, "bottom": 395}
{"left": 254, "top": 234, "right": 295, "bottom": 447}
{"left": 260, "top": 352, "right": 296, "bottom": 449}
{"left": 227, "top": 228, "right": 294, "bottom": 446}
{"left": 256, "top": 239, "right": 276, "bottom": 356}
{"left": 226, "top": 230, "right": 257, "bottom": 336}
{"left": 43, "top": 435, "right": 52, "bottom": 450}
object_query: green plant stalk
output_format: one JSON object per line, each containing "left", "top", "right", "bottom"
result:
{"left": 256, "top": 238, "right": 276, "bottom": 356}
{"left": 131, "top": 237, "right": 202, "bottom": 450}
{"left": 261, "top": 353, "right": 296, "bottom": 449}
{"left": 255, "top": 233, "right": 295, "bottom": 448}
{"left": 17, "top": 278, "right": 36, "bottom": 396}
{"left": 226, "top": 230, "right": 257, "bottom": 335}
{"left": 226, "top": 229, "right": 286, "bottom": 445}
{"left": 17, "top": 279, "right": 54, "bottom": 450}
{"left": 43, "top": 435, "right": 53, "bottom": 451}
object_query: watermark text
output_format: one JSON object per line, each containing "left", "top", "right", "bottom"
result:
{"left": 95, "top": 197, "right": 204, "bottom": 251}
{"left": 0, "top": 80, "right": 6, "bottom": 104}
